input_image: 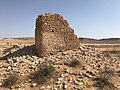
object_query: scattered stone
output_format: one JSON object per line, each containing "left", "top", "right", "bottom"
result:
{"left": 40, "top": 86, "right": 45, "bottom": 89}
{"left": 57, "top": 78, "right": 63, "bottom": 82}
{"left": 62, "top": 82, "right": 68, "bottom": 89}
{"left": 31, "top": 83, "right": 37, "bottom": 87}
{"left": 60, "top": 74, "right": 64, "bottom": 78}
{"left": 86, "top": 70, "right": 95, "bottom": 76}
{"left": 64, "top": 69, "right": 70, "bottom": 73}
{"left": 53, "top": 88, "right": 57, "bottom": 90}
{"left": 74, "top": 80, "right": 79, "bottom": 85}
{"left": 0, "top": 83, "right": 2, "bottom": 86}
{"left": 82, "top": 66, "right": 87, "bottom": 70}
{"left": 0, "top": 35, "right": 120, "bottom": 90}
{"left": 68, "top": 78, "right": 73, "bottom": 83}
{"left": 46, "top": 85, "right": 51, "bottom": 89}
{"left": 56, "top": 81, "right": 61, "bottom": 85}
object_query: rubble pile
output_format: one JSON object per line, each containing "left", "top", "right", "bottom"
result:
{"left": 0, "top": 43, "right": 119, "bottom": 90}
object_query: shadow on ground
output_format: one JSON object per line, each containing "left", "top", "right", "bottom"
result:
{"left": 0, "top": 44, "right": 37, "bottom": 60}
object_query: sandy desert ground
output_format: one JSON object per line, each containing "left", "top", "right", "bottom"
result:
{"left": 0, "top": 38, "right": 119, "bottom": 90}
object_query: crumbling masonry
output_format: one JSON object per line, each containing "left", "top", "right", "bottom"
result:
{"left": 35, "top": 13, "right": 79, "bottom": 57}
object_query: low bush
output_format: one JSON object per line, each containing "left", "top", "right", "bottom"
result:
{"left": 93, "top": 66, "right": 117, "bottom": 90}
{"left": 2, "top": 74, "right": 18, "bottom": 88}
{"left": 68, "top": 58, "right": 82, "bottom": 68}
{"left": 29, "top": 62, "right": 57, "bottom": 85}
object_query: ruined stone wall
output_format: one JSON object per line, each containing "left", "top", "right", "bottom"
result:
{"left": 35, "top": 13, "right": 79, "bottom": 57}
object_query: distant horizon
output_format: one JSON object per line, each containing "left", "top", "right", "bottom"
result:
{"left": 1, "top": 36, "right": 120, "bottom": 40}
{"left": 0, "top": 0, "right": 120, "bottom": 39}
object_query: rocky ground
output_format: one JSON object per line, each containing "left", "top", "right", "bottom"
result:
{"left": 0, "top": 38, "right": 120, "bottom": 90}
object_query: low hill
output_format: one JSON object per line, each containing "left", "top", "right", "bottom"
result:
{"left": 79, "top": 37, "right": 120, "bottom": 44}
{"left": 2, "top": 37, "right": 120, "bottom": 44}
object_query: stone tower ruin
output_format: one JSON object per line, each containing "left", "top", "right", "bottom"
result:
{"left": 35, "top": 13, "right": 79, "bottom": 57}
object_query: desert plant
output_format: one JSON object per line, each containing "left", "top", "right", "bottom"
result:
{"left": 108, "top": 50, "right": 120, "bottom": 54}
{"left": 2, "top": 74, "right": 18, "bottom": 88}
{"left": 68, "top": 58, "right": 82, "bottom": 68}
{"left": 103, "top": 50, "right": 120, "bottom": 57}
{"left": 29, "top": 62, "right": 57, "bottom": 85}
{"left": 99, "top": 66, "right": 116, "bottom": 78}
{"left": 93, "top": 66, "right": 117, "bottom": 90}
{"left": 94, "top": 76, "right": 115, "bottom": 90}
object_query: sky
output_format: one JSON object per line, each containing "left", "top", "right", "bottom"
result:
{"left": 0, "top": 0, "right": 120, "bottom": 39}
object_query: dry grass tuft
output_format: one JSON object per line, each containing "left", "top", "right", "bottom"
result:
{"left": 93, "top": 66, "right": 117, "bottom": 90}
{"left": 29, "top": 62, "right": 58, "bottom": 85}
{"left": 2, "top": 74, "right": 18, "bottom": 88}
{"left": 68, "top": 58, "right": 82, "bottom": 68}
